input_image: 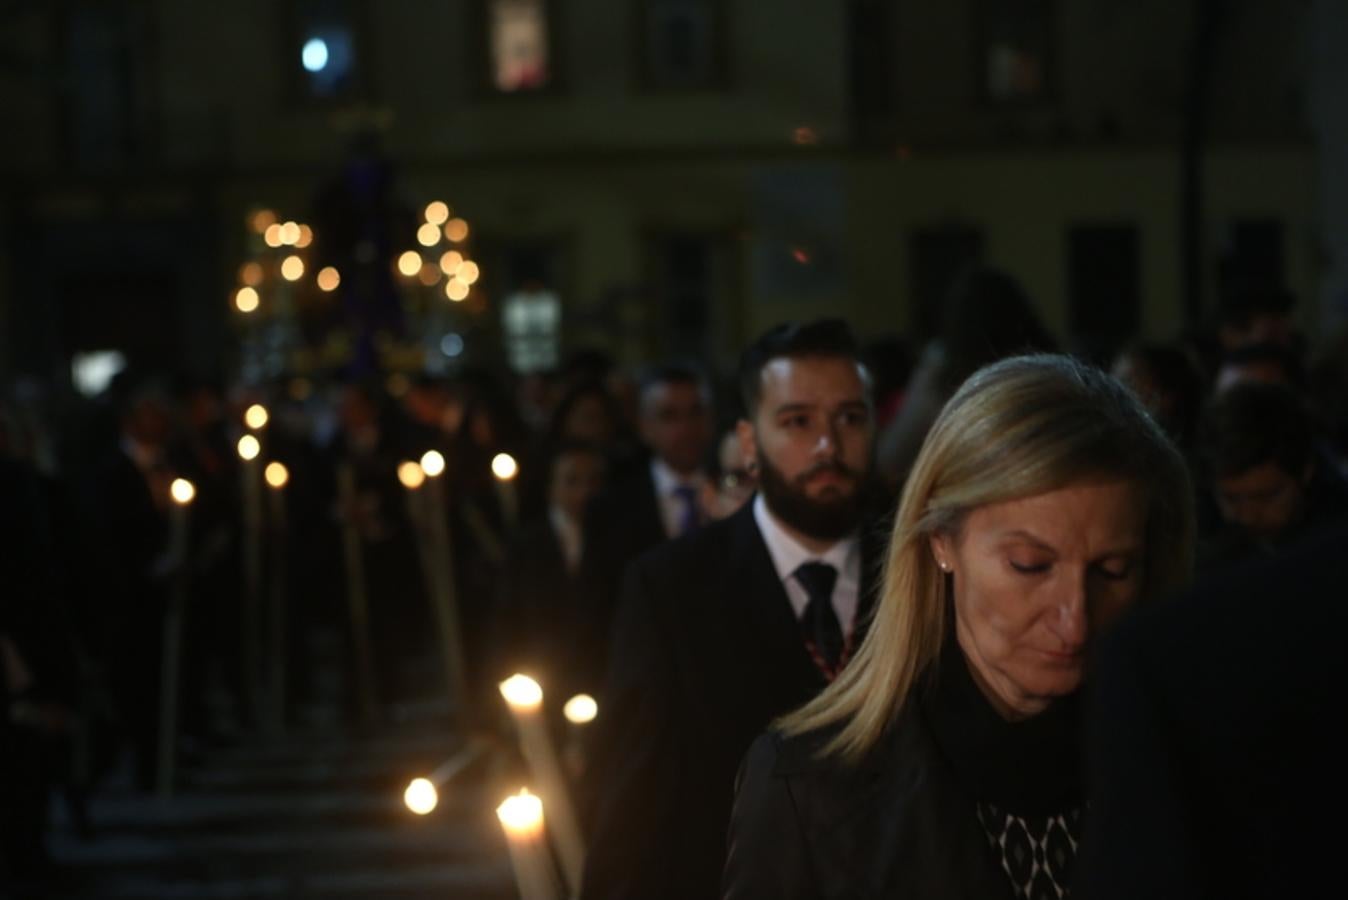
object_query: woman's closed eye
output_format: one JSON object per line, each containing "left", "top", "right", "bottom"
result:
{"left": 1008, "top": 559, "right": 1051, "bottom": 575}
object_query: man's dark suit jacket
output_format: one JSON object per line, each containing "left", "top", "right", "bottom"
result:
{"left": 580, "top": 500, "right": 883, "bottom": 900}
{"left": 1081, "top": 518, "right": 1348, "bottom": 900}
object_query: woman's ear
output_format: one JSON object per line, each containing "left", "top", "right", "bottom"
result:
{"left": 929, "top": 534, "right": 954, "bottom": 574}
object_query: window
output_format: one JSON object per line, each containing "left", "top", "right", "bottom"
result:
{"left": 1067, "top": 223, "right": 1140, "bottom": 362}
{"left": 977, "top": 0, "right": 1055, "bottom": 104}
{"left": 290, "top": 0, "right": 365, "bottom": 103}
{"left": 641, "top": 0, "right": 723, "bottom": 90}
{"left": 491, "top": 241, "right": 564, "bottom": 373}
{"left": 489, "top": 0, "right": 551, "bottom": 92}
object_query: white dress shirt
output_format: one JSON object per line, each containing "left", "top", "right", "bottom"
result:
{"left": 548, "top": 505, "right": 585, "bottom": 574}
{"left": 650, "top": 458, "right": 709, "bottom": 539}
{"left": 752, "top": 493, "right": 861, "bottom": 636}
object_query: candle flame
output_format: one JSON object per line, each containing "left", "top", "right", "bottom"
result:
{"left": 170, "top": 478, "right": 196, "bottom": 505}
{"left": 398, "top": 461, "right": 426, "bottom": 490}
{"left": 237, "top": 434, "right": 261, "bottom": 461}
{"left": 491, "top": 453, "right": 518, "bottom": 482}
{"left": 264, "top": 462, "right": 289, "bottom": 489}
{"left": 404, "top": 777, "right": 438, "bottom": 815}
{"left": 420, "top": 450, "right": 446, "bottom": 478}
{"left": 563, "top": 694, "right": 598, "bottom": 725}
{"left": 496, "top": 788, "right": 544, "bottom": 833}
{"left": 499, "top": 674, "right": 543, "bottom": 710}
{"left": 244, "top": 404, "right": 269, "bottom": 430}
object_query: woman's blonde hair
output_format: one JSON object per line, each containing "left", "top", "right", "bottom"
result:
{"left": 778, "top": 354, "right": 1195, "bottom": 762}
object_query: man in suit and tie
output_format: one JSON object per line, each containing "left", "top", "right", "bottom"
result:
{"left": 580, "top": 319, "right": 887, "bottom": 900}
{"left": 583, "top": 364, "right": 714, "bottom": 671}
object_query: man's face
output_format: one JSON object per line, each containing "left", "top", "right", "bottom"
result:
{"left": 638, "top": 381, "right": 712, "bottom": 475}
{"left": 1215, "top": 460, "right": 1309, "bottom": 543}
{"left": 738, "top": 356, "right": 874, "bottom": 542}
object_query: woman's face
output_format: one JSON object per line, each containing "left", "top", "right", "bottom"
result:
{"left": 930, "top": 480, "right": 1148, "bottom": 720}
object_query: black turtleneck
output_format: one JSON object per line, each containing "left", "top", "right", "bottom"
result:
{"left": 919, "top": 628, "right": 1086, "bottom": 899}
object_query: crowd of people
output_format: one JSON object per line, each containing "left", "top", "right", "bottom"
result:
{"left": 2, "top": 264, "right": 1347, "bottom": 896}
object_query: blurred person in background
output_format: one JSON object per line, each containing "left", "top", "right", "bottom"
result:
{"left": 1111, "top": 342, "right": 1207, "bottom": 453}
{"left": 1197, "top": 381, "right": 1348, "bottom": 569}
{"left": 877, "top": 265, "right": 1055, "bottom": 489}
{"left": 493, "top": 441, "right": 608, "bottom": 727}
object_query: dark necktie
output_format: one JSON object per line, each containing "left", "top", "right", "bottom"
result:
{"left": 795, "top": 562, "right": 843, "bottom": 672}
{"left": 672, "top": 484, "right": 700, "bottom": 536}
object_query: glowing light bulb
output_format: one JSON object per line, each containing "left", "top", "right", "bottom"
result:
{"left": 404, "top": 778, "right": 438, "bottom": 815}
{"left": 397, "top": 251, "right": 422, "bottom": 277}
{"left": 417, "top": 223, "right": 441, "bottom": 247}
{"left": 424, "top": 201, "right": 450, "bottom": 226}
{"left": 170, "top": 478, "right": 196, "bottom": 505}
{"left": 439, "top": 250, "right": 463, "bottom": 275}
{"left": 444, "top": 218, "right": 469, "bottom": 242}
{"left": 419, "top": 450, "right": 445, "bottom": 478}
{"left": 445, "top": 279, "right": 469, "bottom": 302}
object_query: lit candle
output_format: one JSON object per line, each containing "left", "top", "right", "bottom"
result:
{"left": 417, "top": 451, "right": 470, "bottom": 716}
{"left": 237, "top": 434, "right": 265, "bottom": 729}
{"left": 264, "top": 461, "right": 289, "bottom": 734}
{"left": 496, "top": 788, "right": 563, "bottom": 900}
{"left": 499, "top": 675, "right": 585, "bottom": 893}
{"left": 562, "top": 693, "right": 598, "bottom": 778}
{"left": 491, "top": 452, "right": 519, "bottom": 531}
{"left": 157, "top": 478, "right": 195, "bottom": 798}
{"left": 401, "top": 738, "right": 489, "bottom": 816}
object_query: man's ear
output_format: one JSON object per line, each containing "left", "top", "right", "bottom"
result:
{"left": 736, "top": 418, "right": 757, "bottom": 470}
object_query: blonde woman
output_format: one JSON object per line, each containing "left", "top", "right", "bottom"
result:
{"left": 722, "top": 354, "right": 1194, "bottom": 899}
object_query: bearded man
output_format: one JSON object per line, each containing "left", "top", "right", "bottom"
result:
{"left": 581, "top": 320, "right": 889, "bottom": 900}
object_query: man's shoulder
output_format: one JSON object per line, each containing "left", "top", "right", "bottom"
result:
{"left": 630, "top": 506, "right": 752, "bottom": 580}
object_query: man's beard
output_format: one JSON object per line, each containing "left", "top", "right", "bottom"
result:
{"left": 756, "top": 450, "right": 869, "bottom": 542}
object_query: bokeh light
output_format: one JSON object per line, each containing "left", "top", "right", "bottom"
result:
{"left": 170, "top": 478, "right": 196, "bottom": 505}
{"left": 317, "top": 266, "right": 341, "bottom": 291}
{"left": 420, "top": 450, "right": 446, "bottom": 478}
{"left": 404, "top": 778, "right": 438, "bottom": 815}
{"left": 424, "top": 201, "right": 450, "bottom": 226}
{"left": 397, "top": 251, "right": 422, "bottom": 277}
{"left": 235, "top": 287, "right": 260, "bottom": 313}
{"left": 281, "top": 255, "right": 305, "bottom": 281}
{"left": 417, "top": 223, "right": 441, "bottom": 247}
{"left": 444, "top": 218, "right": 469, "bottom": 242}
{"left": 264, "top": 462, "right": 289, "bottom": 489}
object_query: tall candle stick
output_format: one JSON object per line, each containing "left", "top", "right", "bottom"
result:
{"left": 562, "top": 693, "right": 598, "bottom": 779}
{"left": 500, "top": 674, "right": 585, "bottom": 894}
{"left": 157, "top": 478, "right": 195, "bottom": 798}
{"left": 418, "top": 450, "right": 470, "bottom": 719}
{"left": 337, "top": 462, "right": 379, "bottom": 724}
{"left": 237, "top": 434, "right": 265, "bottom": 730}
{"left": 264, "top": 461, "right": 290, "bottom": 735}
{"left": 496, "top": 788, "right": 563, "bottom": 900}
{"left": 491, "top": 452, "right": 520, "bottom": 532}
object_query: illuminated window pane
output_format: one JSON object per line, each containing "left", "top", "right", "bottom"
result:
{"left": 490, "top": 0, "right": 550, "bottom": 92}
{"left": 502, "top": 288, "right": 561, "bottom": 373}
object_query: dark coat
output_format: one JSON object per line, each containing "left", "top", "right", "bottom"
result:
{"left": 1080, "top": 518, "right": 1348, "bottom": 900}
{"left": 723, "top": 708, "right": 1015, "bottom": 900}
{"left": 580, "top": 501, "right": 884, "bottom": 900}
